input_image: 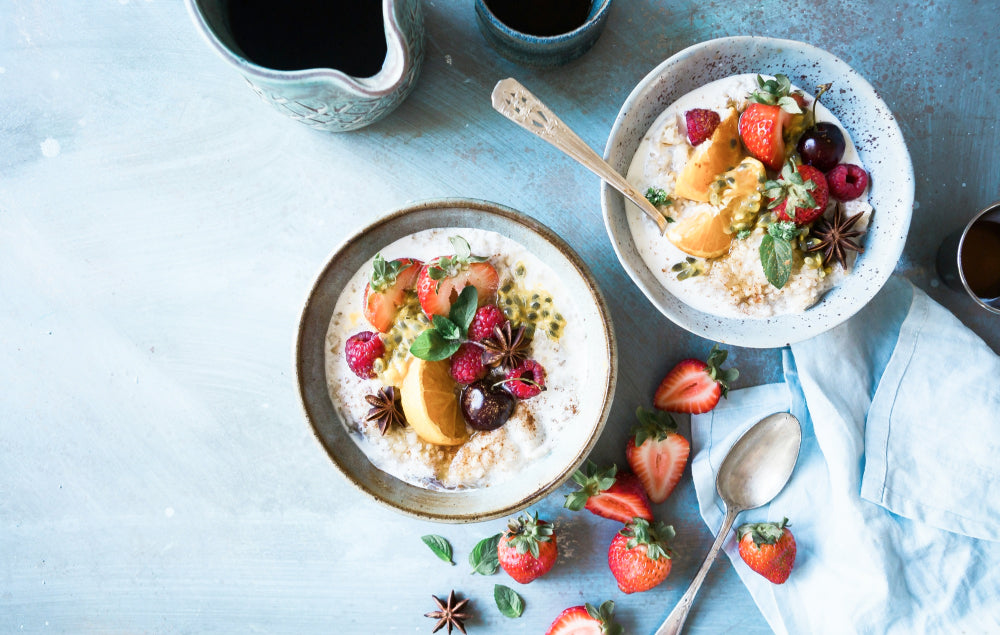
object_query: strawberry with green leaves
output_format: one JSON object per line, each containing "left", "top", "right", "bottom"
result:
{"left": 497, "top": 512, "right": 558, "bottom": 584}
{"left": 738, "top": 74, "right": 805, "bottom": 171}
{"left": 564, "top": 461, "right": 653, "bottom": 524}
{"left": 607, "top": 517, "right": 676, "bottom": 594}
{"left": 737, "top": 517, "right": 797, "bottom": 584}
{"left": 545, "top": 600, "right": 623, "bottom": 635}
{"left": 416, "top": 236, "right": 499, "bottom": 318}
{"left": 363, "top": 254, "right": 422, "bottom": 332}
{"left": 626, "top": 408, "right": 690, "bottom": 504}
{"left": 765, "top": 159, "right": 830, "bottom": 225}
{"left": 654, "top": 344, "right": 739, "bottom": 414}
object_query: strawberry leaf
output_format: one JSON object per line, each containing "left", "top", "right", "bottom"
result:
{"left": 421, "top": 534, "right": 455, "bottom": 565}
{"left": 369, "top": 254, "right": 406, "bottom": 293}
{"left": 494, "top": 584, "right": 524, "bottom": 618}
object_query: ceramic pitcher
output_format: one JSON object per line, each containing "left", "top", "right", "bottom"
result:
{"left": 186, "top": 0, "right": 425, "bottom": 132}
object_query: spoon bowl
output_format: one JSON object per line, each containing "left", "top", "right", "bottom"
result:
{"left": 656, "top": 412, "right": 801, "bottom": 635}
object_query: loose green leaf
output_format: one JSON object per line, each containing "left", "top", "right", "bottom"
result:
{"left": 410, "top": 329, "right": 461, "bottom": 361}
{"left": 494, "top": 584, "right": 524, "bottom": 618}
{"left": 421, "top": 534, "right": 455, "bottom": 565}
{"left": 470, "top": 533, "right": 502, "bottom": 575}
{"left": 448, "top": 285, "right": 479, "bottom": 336}
{"left": 760, "top": 233, "right": 793, "bottom": 289}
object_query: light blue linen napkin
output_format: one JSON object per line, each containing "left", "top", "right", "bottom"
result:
{"left": 691, "top": 276, "right": 1000, "bottom": 634}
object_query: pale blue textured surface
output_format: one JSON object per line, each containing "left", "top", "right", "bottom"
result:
{"left": 2, "top": 1, "right": 998, "bottom": 633}
{"left": 691, "top": 277, "right": 1000, "bottom": 634}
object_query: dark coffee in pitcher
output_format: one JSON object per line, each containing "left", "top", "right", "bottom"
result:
{"left": 227, "top": 0, "right": 387, "bottom": 77}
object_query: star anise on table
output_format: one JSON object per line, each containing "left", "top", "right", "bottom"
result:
{"left": 364, "top": 386, "right": 405, "bottom": 435}
{"left": 424, "top": 590, "right": 470, "bottom": 634}
{"left": 482, "top": 322, "right": 531, "bottom": 370}
{"left": 807, "top": 203, "right": 866, "bottom": 269}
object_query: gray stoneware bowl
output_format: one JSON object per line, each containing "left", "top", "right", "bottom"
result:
{"left": 602, "top": 36, "right": 914, "bottom": 347}
{"left": 475, "top": 0, "right": 612, "bottom": 67}
{"left": 296, "top": 199, "right": 617, "bottom": 522}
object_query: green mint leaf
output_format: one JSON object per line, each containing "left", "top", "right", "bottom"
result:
{"left": 494, "top": 584, "right": 524, "bottom": 618}
{"left": 644, "top": 187, "right": 670, "bottom": 207}
{"left": 470, "top": 533, "right": 502, "bottom": 575}
{"left": 449, "top": 236, "right": 472, "bottom": 260}
{"left": 421, "top": 534, "right": 455, "bottom": 565}
{"left": 432, "top": 315, "right": 461, "bottom": 341}
{"left": 768, "top": 220, "right": 798, "bottom": 241}
{"left": 760, "top": 233, "right": 793, "bottom": 289}
{"left": 410, "top": 329, "right": 460, "bottom": 361}
{"left": 449, "top": 285, "right": 479, "bottom": 336}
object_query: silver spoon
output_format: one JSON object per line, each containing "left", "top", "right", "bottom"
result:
{"left": 655, "top": 412, "right": 802, "bottom": 635}
{"left": 491, "top": 78, "right": 668, "bottom": 234}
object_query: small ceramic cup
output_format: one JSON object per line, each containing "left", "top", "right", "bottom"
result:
{"left": 936, "top": 201, "right": 1000, "bottom": 315}
{"left": 475, "top": 0, "right": 613, "bottom": 67}
{"left": 185, "top": 0, "right": 424, "bottom": 132}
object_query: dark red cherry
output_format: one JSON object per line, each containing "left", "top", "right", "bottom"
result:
{"left": 796, "top": 122, "right": 846, "bottom": 172}
{"left": 460, "top": 380, "right": 515, "bottom": 431}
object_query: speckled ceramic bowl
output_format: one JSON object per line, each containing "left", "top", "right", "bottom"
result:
{"left": 296, "top": 199, "right": 616, "bottom": 522}
{"left": 602, "top": 36, "right": 914, "bottom": 348}
{"left": 475, "top": 0, "right": 612, "bottom": 67}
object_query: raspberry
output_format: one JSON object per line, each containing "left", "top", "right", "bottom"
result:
{"left": 825, "top": 164, "right": 869, "bottom": 201}
{"left": 449, "top": 342, "right": 487, "bottom": 385}
{"left": 469, "top": 305, "right": 508, "bottom": 342}
{"left": 345, "top": 331, "right": 384, "bottom": 379}
{"left": 685, "top": 109, "right": 721, "bottom": 146}
{"left": 503, "top": 359, "right": 546, "bottom": 399}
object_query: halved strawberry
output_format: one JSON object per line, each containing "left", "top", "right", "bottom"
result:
{"left": 739, "top": 103, "right": 792, "bottom": 171}
{"left": 653, "top": 344, "right": 739, "bottom": 414}
{"left": 416, "top": 236, "right": 499, "bottom": 318}
{"left": 546, "top": 601, "right": 622, "bottom": 635}
{"left": 626, "top": 408, "right": 690, "bottom": 504}
{"left": 564, "top": 461, "right": 653, "bottom": 524}
{"left": 767, "top": 161, "right": 830, "bottom": 225}
{"left": 362, "top": 255, "right": 422, "bottom": 333}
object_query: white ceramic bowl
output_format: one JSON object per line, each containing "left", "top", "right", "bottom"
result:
{"left": 296, "top": 198, "right": 617, "bottom": 522}
{"left": 601, "top": 36, "right": 914, "bottom": 348}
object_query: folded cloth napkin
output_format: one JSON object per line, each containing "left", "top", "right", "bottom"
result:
{"left": 691, "top": 276, "right": 1000, "bottom": 635}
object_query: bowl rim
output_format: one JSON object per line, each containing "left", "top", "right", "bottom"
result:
{"left": 601, "top": 35, "right": 915, "bottom": 348}
{"left": 295, "top": 197, "right": 618, "bottom": 522}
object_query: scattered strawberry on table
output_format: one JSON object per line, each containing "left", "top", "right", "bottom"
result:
{"left": 626, "top": 407, "right": 690, "bottom": 504}
{"left": 564, "top": 461, "right": 653, "bottom": 524}
{"left": 654, "top": 344, "right": 739, "bottom": 414}
{"left": 545, "top": 600, "right": 623, "bottom": 635}
{"left": 607, "top": 517, "right": 676, "bottom": 594}
{"left": 737, "top": 517, "right": 797, "bottom": 584}
{"left": 497, "top": 512, "right": 558, "bottom": 584}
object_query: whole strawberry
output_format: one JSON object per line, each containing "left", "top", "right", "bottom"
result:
{"left": 497, "top": 512, "right": 558, "bottom": 584}
{"left": 564, "top": 461, "right": 653, "bottom": 524}
{"left": 765, "top": 160, "right": 830, "bottom": 225}
{"left": 545, "top": 600, "right": 623, "bottom": 635}
{"left": 626, "top": 408, "right": 690, "bottom": 504}
{"left": 654, "top": 344, "right": 739, "bottom": 414}
{"left": 608, "top": 517, "right": 675, "bottom": 594}
{"left": 737, "top": 517, "right": 797, "bottom": 584}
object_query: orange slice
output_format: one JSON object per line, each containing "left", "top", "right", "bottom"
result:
{"left": 666, "top": 206, "right": 734, "bottom": 258}
{"left": 673, "top": 108, "right": 743, "bottom": 203}
{"left": 400, "top": 358, "right": 468, "bottom": 446}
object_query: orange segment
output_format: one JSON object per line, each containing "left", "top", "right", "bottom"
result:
{"left": 667, "top": 206, "right": 734, "bottom": 258}
{"left": 674, "top": 108, "right": 743, "bottom": 203}
{"left": 400, "top": 358, "right": 468, "bottom": 446}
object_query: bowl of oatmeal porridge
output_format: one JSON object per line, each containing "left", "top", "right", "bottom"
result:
{"left": 601, "top": 36, "right": 913, "bottom": 347}
{"left": 296, "top": 198, "right": 616, "bottom": 522}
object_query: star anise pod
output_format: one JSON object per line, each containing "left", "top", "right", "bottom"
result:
{"left": 424, "top": 590, "right": 470, "bottom": 634}
{"left": 807, "top": 203, "right": 866, "bottom": 269}
{"left": 364, "top": 386, "right": 404, "bottom": 435}
{"left": 482, "top": 322, "right": 531, "bottom": 370}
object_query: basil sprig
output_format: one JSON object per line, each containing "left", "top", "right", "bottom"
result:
{"left": 759, "top": 221, "right": 798, "bottom": 289}
{"left": 409, "top": 285, "right": 478, "bottom": 361}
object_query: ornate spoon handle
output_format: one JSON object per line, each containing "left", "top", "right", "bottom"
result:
{"left": 491, "top": 78, "right": 668, "bottom": 234}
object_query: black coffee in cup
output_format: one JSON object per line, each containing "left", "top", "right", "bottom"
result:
{"left": 484, "top": 0, "right": 592, "bottom": 36}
